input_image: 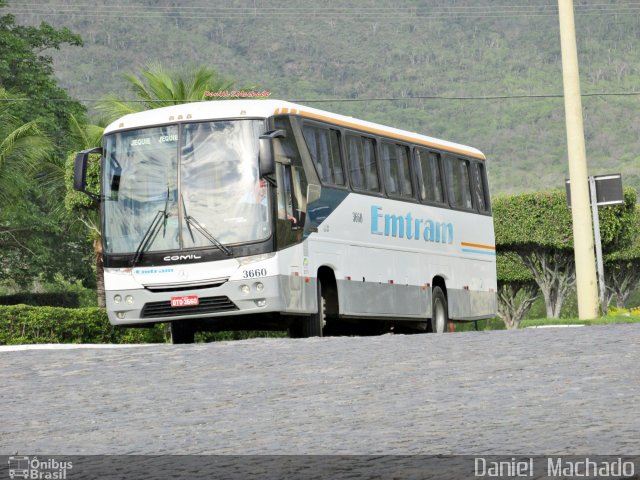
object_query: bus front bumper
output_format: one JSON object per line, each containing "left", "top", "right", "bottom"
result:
{"left": 105, "top": 276, "right": 287, "bottom": 326}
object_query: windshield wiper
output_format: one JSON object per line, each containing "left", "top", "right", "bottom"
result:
{"left": 185, "top": 215, "right": 232, "bottom": 256}
{"left": 131, "top": 188, "right": 170, "bottom": 266}
{"left": 182, "top": 196, "right": 232, "bottom": 256}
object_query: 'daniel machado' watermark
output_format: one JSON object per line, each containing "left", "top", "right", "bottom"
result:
{"left": 204, "top": 90, "right": 271, "bottom": 98}
{"left": 474, "top": 456, "right": 636, "bottom": 478}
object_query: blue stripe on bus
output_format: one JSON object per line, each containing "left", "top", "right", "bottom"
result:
{"left": 461, "top": 248, "right": 496, "bottom": 256}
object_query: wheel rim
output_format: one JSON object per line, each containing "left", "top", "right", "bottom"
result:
{"left": 434, "top": 298, "right": 446, "bottom": 333}
{"left": 319, "top": 292, "right": 327, "bottom": 329}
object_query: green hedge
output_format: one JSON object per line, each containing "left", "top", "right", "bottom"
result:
{"left": 0, "top": 305, "right": 168, "bottom": 345}
{"left": 493, "top": 187, "right": 637, "bottom": 252}
{"left": 497, "top": 251, "right": 535, "bottom": 283}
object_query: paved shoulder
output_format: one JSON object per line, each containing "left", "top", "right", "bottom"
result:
{"left": 1, "top": 325, "right": 638, "bottom": 454}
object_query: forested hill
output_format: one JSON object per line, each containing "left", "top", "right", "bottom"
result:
{"left": 7, "top": 0, "right": 640, "bottom": 194}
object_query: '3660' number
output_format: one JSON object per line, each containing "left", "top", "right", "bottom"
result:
{"left": 242, "top": 268, "right": 267, "bottom": 279}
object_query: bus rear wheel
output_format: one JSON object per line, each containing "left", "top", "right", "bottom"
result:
{"left": 431, "top": 286, "right": 449, "bottom": 334}
{"left": 171, "top": 320, "right": 196, "bottom": 344}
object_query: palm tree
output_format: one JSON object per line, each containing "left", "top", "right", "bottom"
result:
{"left": 54, "top": 114, "right": 106, "bottom": 306}
{"left": 87, "top": 64, "right": 236, "bottom": 305}
{"left": 30, "top": 111, "right": 106, "bottom": 305}
{"left": 0, "top": 88, "right": 51, "bottom": 204}
{"left": 0, "top": 88, "right": 52, "bottom": 289}
{"left": 73, "top": 64, "right": 242, "bottom": 305}
{"left": 96, "top": 63, "right": 234, "bottom": 122}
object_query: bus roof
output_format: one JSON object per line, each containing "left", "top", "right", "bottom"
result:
{"left": 104, "top": 99, "right": 485, "bottom": 160}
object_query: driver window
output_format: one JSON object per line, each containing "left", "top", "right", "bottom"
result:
{"left": 273, "top": 116, "right": 307, "bottom": 227}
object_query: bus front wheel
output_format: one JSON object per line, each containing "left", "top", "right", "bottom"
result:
{"left": 302, "top": 282, "right": 327, "bottom": 337}
{"left": 431, "top": 286, "right": 449, "bottom": 334}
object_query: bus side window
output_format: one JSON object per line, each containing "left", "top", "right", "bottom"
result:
{"left": 328, "top": 129, "right": 344, "bottom": 185}
{"left": 276, "top": 163, "right": 295, "bottom": 222}
{"left": 381, "top": 142, "right": 398, "bottom": 195}
{"left": 444, "top": 156, "right": 473, "bottom": 210}
{"left": 347, "top": 134, "right": 380, "bottom": 193}
{"left": 471, "top": 161, "right": 490, "bottom": 213}
{"left": 396, "top": 145, "right": 413, "bottom": 197}
{"left": 362, "top": 137, "right": 380, "bottom": 192}
{"left": 303, "top": 123, "right": 345, "bottom": 187}
{"left": 303, "top": 125, "right": 324, "bottom": 182}
{"left": 346, "top": 134, "right": 364, "bottom": 190}
{"left": 381, "top": 142, "right": 412, "bottom": 198}
{"left": 416, "top": 148, "right": 444, "bottom": 204}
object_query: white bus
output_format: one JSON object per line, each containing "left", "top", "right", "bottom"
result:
{"left": 74, "top": 99, "right": 496, "bottom": 342}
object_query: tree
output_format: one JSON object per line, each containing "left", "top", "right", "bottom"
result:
{"left": 0, "top": 95, "right": 95, "bottom": 292}
{"left": 604, "top": 205, "right": 640, "bottom": 309}
{"left": 519, "top": 249, "right": 575, "bottom": 319}
{"left": 494, "top": 189, "right": 636, "bottom": 318}
{"left": 62, "top": 115, "right": 105, "bottom": 305}
{"left": 0, "top": 87, "right": 50, "bottom": 287}
{"left": 96, "top": 63, "right": 234, "bottom": 122}
{"left": 0, "top": 3, "right": 85, "bottom": 154}
{"left": 0, "top": 88, "right": 50, "bottom": 204}
{"left": 496, "top": 251, "right": 539, "bottom": 329}
{"left": 0, "top": 5, "right": 94, "bottom": 294}
{"left": 494, "top": 191, "right": 576, "bottom": 318}
{"left": 67, "top": 63, "right": 238, "bottom": 304}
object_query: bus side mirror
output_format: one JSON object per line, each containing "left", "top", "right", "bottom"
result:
{"left": 74, "top": 146, "right": 102, "bottom": 201}
{"left": 259, "top": 129, "right": 286, "bottom": 178}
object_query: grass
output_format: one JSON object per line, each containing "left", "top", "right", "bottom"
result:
{"left": 453, "top": 313, "right": 640, "bottom": 332}
{"left": 520, "top": 315, "right": 640, "bottom": 328}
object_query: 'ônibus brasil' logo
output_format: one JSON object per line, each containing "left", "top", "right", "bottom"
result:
{"left": 370, "top": 205, "right": 453, "bottom": 244}
{"left": 8, "top": 456, "right": 72, "bottom": 479}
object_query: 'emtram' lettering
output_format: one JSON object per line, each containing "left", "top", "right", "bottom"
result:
{"left": 370, "top": 205, "right": 453, "bottom": 244}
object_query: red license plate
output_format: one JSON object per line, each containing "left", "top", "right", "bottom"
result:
{"left": 170, "top": 295, "right": 199, "bottom": 307}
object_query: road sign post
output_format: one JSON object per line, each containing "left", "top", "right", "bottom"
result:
{"left": 589, "top": 177, "right": 606, "bottom": 314}
{"left": 566, "top": 173, "right": 624, "bottom": 316}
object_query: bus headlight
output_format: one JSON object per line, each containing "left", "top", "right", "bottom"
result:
{"left": 240, "top": 284, "right": 250, "bottom": 296}
{"left": 114, "top": 295, "right": 122, "bottom": 304}
{"left": 254, "top": 282, "right": 264, "bottom": 292}
{"left": 254, "top": 299, "right": 267, "bottom": 308}
{"left": 125, "top": 295, "right": 134, "bottom": 305}
{"left": 116, "top": 312, "right": 126, "bottom": 319}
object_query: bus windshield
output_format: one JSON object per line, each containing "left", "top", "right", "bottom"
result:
{"left": 102, "top": 119, "right": 269, "bottom": 255}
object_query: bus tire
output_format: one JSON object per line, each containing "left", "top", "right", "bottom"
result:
{"left": 431, "top": 286, "right": 449, "bottom": 334}
{"left": 171, "top": 320, "right": 195, "bottom": 344}
{"left": 302, "top": 282, "right": 326, "bottom": 337}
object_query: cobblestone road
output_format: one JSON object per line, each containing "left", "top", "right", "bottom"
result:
{"left": 1, "top": 324, "right": 638, "bottom": 455}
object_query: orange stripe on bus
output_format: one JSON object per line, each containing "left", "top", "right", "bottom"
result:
{"left": 461, "top": 242, "right": 496, "bottom": 250}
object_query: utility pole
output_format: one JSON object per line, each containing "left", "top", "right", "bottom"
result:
{"left": 558, "top": 0, "right": 599, "bottom": 319}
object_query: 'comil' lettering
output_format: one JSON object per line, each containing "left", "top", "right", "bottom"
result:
{"left": 370, "top": 205, "right": 453, "bottom": 244}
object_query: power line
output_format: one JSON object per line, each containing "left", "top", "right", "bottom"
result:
{"left": 8, "top": 2, "right": 640, "bottom": 10}
{"left": 7, "top": 3, "right": 640, "bottom": 20}
{"left": 2, "top": 92, "right": 640, "bottom": 104}
{"left": 297, "top": 92, "right": 640, "bottom": 102}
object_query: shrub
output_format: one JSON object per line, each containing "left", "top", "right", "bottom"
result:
{"left": 0, "top": 305, "right": 167, "bottom": 344}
